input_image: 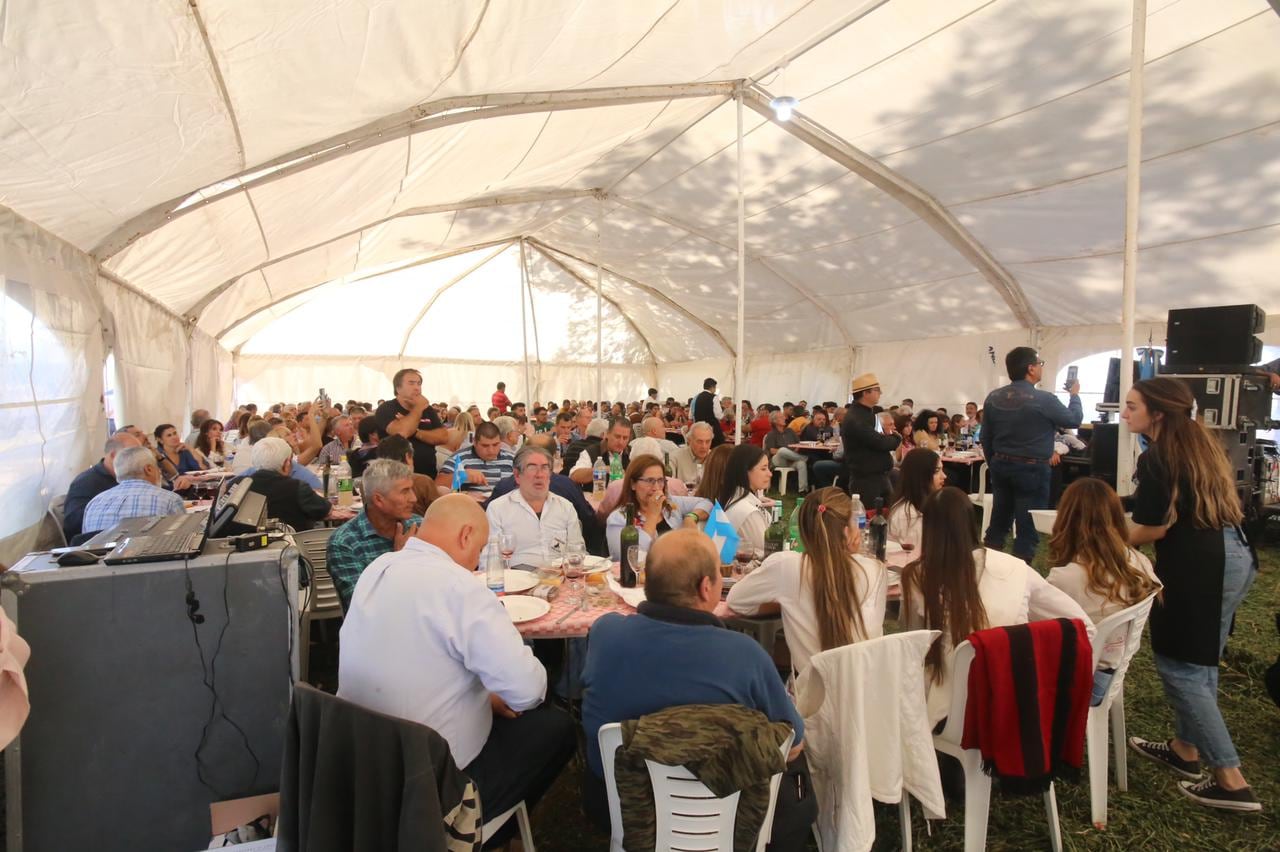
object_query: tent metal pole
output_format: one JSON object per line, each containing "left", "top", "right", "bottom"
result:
{"left": 734, "top": 86, "right": 746, "bottom": 446}
{"left": 596, "top": 194, "right": 604, "bottom": 405}
{"left": 1117, "top": 0, "right": 1147, "bottom": 496}
{"left": 519, "top": 239, "right": 532, "bottom": 404}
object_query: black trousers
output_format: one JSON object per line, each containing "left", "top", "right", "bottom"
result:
{"left": 582, "top": 753, "right": 816, "bottom": 852}
{"left": 846, "top": 472, "right": 892, "bottom": 506}
{"left": 464, "top": 703, "right": 576, "bottom": 846}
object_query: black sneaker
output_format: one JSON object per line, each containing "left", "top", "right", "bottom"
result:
{"left": 1178, "top": 777, "right": 1262, "bottom": 813}
{"left": 1128, "top": 737, "right": 1202, "bottom": 780}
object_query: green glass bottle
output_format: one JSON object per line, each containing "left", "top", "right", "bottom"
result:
{"left": 788, "top": 497, "right": 805, "bottom": 553}
{"left": 764, "top": 503, "right": 786, "bottom": 557}
{"left": 619, "top": 505, "right": 639, "bottom": 588}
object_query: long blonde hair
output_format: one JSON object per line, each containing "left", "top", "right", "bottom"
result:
{"left": 1049, "top": 478, "right": 1158, "bottom": 606}
{"left": 1133, "top": 378, "right": 1242, "bottom": 528}
{"left": 798, "top": 488, "right": 868, "bottom": 651}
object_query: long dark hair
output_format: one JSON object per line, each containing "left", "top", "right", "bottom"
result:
{"left": 889, "top": 448, "right": 941, "bottom": 515}
{"left": 912, "top": 410, "right": 940, "bottom": 435}
{"left": 619, "top": 454, "right": 673, "bottom": 519}
{"left": 901, "top": 487, "right": 986, "bottom": 683}
{"left": 195, "top": 419, "right": 224, "bottom": 456}
{"left": 694, "top": 444, "right": 733, "bottom": 500}
{"left": 717, "top": 444, "right": 767, "bottom": 509}
{"left": 1131, "top": 377, "right": 1242, "bottom": 529}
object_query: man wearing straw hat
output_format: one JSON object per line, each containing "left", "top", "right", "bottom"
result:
{"left": 840, "top": 372, "right": 901, "bottom": 505}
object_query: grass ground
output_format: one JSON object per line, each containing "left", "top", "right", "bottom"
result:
{"left": 527, "top": 497, "right": 1280, "bottom": 851}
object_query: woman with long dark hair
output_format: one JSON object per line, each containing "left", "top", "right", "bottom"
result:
{"left": 693, "top": 443, "right": 732, "bottom": 502}
{"left": 717, "top": 444, "right": 773, "bottom": 554}
{"left": 1122, "top": 377, "right": 1260, "bottom": 811}
{"left": 194, "top": 419, "right": 227, "bottom": 467}
{"left": 912, "top": 410, "right": 943, "bottom": 452}
{"left": 901, "top": 487, "right": 1090, "bottom": 725}
{"left": 886, "top": 448, "right": 946, "bottom": 551}
{"left": 727, "top": 487, "right": 887, "bottom": 673}
{"left": 1048, "top": 478, "right": 1160, "bottom": 704}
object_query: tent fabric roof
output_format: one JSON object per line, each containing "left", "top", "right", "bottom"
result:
{"left": 3, "top": 0, "right": 1278, "bottom": 360}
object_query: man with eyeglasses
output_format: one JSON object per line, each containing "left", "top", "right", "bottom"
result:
{"left": 484, "top": 444, "right": 583, "bottom": 567}
{"left": 980, "top": 346, "right": 1082, "bottom": 564}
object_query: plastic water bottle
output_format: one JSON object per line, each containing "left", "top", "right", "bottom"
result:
{"left": 592, "top": 455, "right": 608, "bottom": 496}
{"left": 486, "top": 538, "right": 504, "bottom": 593}
{"left": 787, "top": 497, "right": 805, "bottom": 553}
{"left": 335, "top": 454, "right": 354, "bottom": 508}
{"left": 849, "top": 493, "right": 867, "bottom": 555}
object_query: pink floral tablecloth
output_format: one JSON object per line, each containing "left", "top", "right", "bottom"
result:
{"left": 514, "top": 585, "right": 734, "bottom": 639}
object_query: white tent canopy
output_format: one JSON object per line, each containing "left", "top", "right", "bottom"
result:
{"left": 3, "top": 0, "right": 1280, "bottom": 559}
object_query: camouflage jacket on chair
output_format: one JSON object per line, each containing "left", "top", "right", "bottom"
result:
{"left": 616, "top": 703, "right": 791, "bottom": 852}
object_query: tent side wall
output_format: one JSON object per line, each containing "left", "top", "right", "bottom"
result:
{"left": 0, "top": 205, "right": 105, "bottom": 563}
{"left": 233, "top": 355, "right": 657, "bottom": 409}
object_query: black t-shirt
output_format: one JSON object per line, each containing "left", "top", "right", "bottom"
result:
{"left": 1132, "top": 450, "right": 1227, "bottom": 666}
{"left": 374, "top": 399, "right": 443, "bottom": 478}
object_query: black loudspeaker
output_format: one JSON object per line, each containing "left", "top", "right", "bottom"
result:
{"left": 1166, "top": 304, "right": 1265, "bottom": 368}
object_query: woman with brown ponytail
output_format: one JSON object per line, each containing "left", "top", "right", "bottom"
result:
{"left": 1123, "top": 377, "right": 1261, "bottom": 812}
{"left": 726, "top": 487, "right": 888, "bottom": 674}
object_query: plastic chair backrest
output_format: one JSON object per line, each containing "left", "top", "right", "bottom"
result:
{"left": 936, "top": 641, "right": 976, "bottom": 746}
{"left": 291, "top": 527, "right": 334, "bottom": 573}
{"left": 598, "top": 721, "right": 794, "bottom": 852}
{"left": 1088, "top": 592, "right": 1157, "bottom": 703}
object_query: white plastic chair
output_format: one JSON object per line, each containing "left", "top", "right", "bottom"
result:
{"left": 1085, "top": 593, "right": 1157, "bottom": 828}
{"left": 481, "top": 800, "right": 536, "bottom": 851}
{"left": 933, "top": 641, "right": 1065, "bottom": 852}
{"left": 772, "top": 465, "right": 795, "bottom": 495}
{"left": 290, "top": 527, "right": 342, "bottom": 684}
{"left": 598, "top": 722, "right": 794, "bottom": 852}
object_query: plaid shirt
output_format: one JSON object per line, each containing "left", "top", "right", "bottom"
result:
{"left": 326, "top": 509, "right": 423, "bottom": 612}
{"left": 316, "top": 438, "right": 357, "bottom": 467}
{"left": 81, "top": 478, "right": 186, "bottom": 535}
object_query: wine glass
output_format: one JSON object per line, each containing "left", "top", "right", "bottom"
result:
{"left": 498, "top": 533, "right": 515, "bottom": 572}
{"left": 734, "top": 540, "right": 758, "bottom": 577}
{"left": 564, "top": 541, "right": 586, "bottom": 610}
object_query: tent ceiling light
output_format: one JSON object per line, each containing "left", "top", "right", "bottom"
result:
{"left": 769, "top": 95, "right": 798, "bottom": 121}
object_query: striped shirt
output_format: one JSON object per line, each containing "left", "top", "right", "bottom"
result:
{"left": 439, "top": 447, "right": 515, "bottom": 497}
{"left": 82, "top": 478, "right": 186, "bottom": 535}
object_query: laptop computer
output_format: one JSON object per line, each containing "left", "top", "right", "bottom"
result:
{"left": 100, "top": 476, "right": 238, "bottom": 565}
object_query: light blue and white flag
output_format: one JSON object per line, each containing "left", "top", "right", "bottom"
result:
{"left": 450, "top": 461, "right": 468, "bottom": 492}
{"left": 703, "top": 500, "right": 740, "bottom": 564}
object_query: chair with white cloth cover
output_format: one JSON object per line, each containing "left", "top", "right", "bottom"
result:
{"left": 597, "top": 722, "right": 794, "bottom": 852}
{"left": 289, "top": 527, "right": 342, "bottom": 684}
{"left": 794, "top": 630, "right": 945, "bottom": 852}
{"left": 1085, "top": 592, "right": 1158, "bottom": 829}
{"left": 933, "top": 641, "right": 1065, "bottom": 852}
{"left": 970, "top": 462, "right": 993, "bottom": 538}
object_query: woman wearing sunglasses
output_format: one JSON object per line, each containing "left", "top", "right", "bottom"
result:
{"left": 605, "top": 454, "right": 711, "bottom": 560}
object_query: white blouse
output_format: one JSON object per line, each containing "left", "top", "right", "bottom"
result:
{"left": 724, "top": 491, "right": 771, "bottom": 554}
{"left": 903, "top": 548, "right": 1095, "bottom": 724}
{"left": 1047, "top": 549, "right": 1159, "bottom": 669}
{"left": 886, "top": 502, "right": 923, "bottom": 551}
{"left": 727, "top": 550, "right": 888, "bottom": 674}
{"left": 605, "top": 495, "right": 712, "bottom": 560}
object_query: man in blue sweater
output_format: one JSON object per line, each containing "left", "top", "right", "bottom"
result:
{"left": 981, "top": 346, "right": 1083, "bottom": 562}
{"left": 581, "top": 529, "right": 813, "bottom": 850}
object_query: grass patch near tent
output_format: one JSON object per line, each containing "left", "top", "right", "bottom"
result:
{"left": 529, "top": 503, "right": 1280, "bottom": 850}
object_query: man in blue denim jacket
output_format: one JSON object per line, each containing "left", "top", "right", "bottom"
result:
{"left": 980, "top": 347, "right": 1082, "bottom": 562}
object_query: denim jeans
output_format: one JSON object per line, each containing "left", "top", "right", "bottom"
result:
{"left": 812, "top": 460, "right": 842, "bottom": 489}
{"left": 1152, "top": 527, "right": 1257, "bottom": 769}
{"left": 982, "top": 457, "right": 1051, "bottom": 561}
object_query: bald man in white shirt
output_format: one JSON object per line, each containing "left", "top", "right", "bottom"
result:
{"left": 338, "top": 494, "right": 575, "bottom": 841}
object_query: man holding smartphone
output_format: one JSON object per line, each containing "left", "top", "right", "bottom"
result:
{"left": 980, "top": 348, "right": 1082, "bottom": 564}
{"left": 374, "top": 369, "right": 449, "bottom": 478}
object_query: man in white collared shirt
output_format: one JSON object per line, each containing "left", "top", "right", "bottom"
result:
{"left": 338, "top": 494, "right": 575, "bottom": 840}
{"left": 485, "top": 445, "right": 582, "bottom": 567}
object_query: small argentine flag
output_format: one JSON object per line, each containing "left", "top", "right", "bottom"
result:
{"left": 450, "top": 462, "right": 468, "bottom": 492}
{"left": 703, "top": 500, "right": 740, "bottom": 564}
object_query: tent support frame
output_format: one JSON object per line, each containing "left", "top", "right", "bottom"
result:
{"left": 1118, "top": 0, "right": 1148, "bottom": 496}
{"left": 734, "top": 87, "right": 747, "bottom": 445}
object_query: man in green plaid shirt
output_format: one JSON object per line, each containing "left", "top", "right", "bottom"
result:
{"left": 327, "top": 459, "right": 422, "bottom": 612}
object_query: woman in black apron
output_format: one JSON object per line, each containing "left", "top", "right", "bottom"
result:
{"left": 1123, "top": 377, "right": 1260, "bottom": 813}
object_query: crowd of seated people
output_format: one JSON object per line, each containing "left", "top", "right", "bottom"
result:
{"left": 49, "top": 355, "right": 1266, "bottom": 841}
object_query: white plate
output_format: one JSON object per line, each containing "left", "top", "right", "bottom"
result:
{"left": 499, "top": 595, "right": 551, "bottom": 624}
{"left": 606, "top": 575, "right": 647, "bottom": 608}
{"left": 503, "top": 570, "right": 538, "bottom": 594}
{"left": 582, "top": 556, "right": 612, "bottom": 574}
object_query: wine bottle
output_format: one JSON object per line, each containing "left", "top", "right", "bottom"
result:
{"left": 619, "top": 504, "right": 639, "bottom": 588}
{"left": 870, "top": 497, "right": 888, "bottom": 561}
{"left": 764, "top": 503, "right": 786, "bottom": 556}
